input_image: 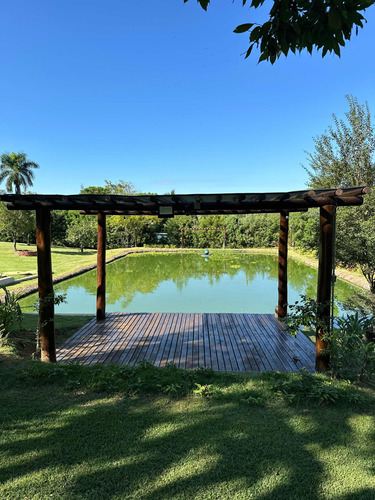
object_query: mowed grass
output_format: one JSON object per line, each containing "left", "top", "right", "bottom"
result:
{"left": 1, "top": 243, "right": 374, "bottom": 499}
{"left": 0, "top": 241, "right": 130, "bottom": 292}
{"left": 0, "top": 359, "right": 375, "bottom": 500}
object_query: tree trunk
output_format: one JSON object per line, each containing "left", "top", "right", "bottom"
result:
{"left": 13, "top": 234, "right": 17, "bottom": 252}
{"left": 80, "top": 246, "right": 84, "bottom": 253}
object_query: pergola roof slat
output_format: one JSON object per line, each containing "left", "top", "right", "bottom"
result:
{"left": 0, "top": 186, "right": 370, "bottom": 216}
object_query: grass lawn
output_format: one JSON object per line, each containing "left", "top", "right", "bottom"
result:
{"left": 1, "top": 313, "right": 374, "bottom": 500}
{"left": 1, "top": 245, "right": 375, "bottom": 498}
{"left": 0, "top": 360, "right": 375, "bottom": 500}
{"left": 0, "top": 242, "right": 131, "bottom": 293}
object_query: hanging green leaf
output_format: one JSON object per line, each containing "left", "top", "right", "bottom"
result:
{"left": 233, "top": 23, "right": 254, "bottom": 34}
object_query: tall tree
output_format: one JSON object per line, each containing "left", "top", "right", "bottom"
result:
{"left": 80, "top": 180, "right": 136, "bottom": 196}
{"left": 304, "top": 96, "right": 375, "bottom": 292}
{"left": 304, "top": 95, "right": 375, "bottom": 188}
{"left": 66, "top": 216, "right": 97, "bottom": 253}
{"left": 0, "top": 152, "right": 39, "bottom": 194}
{"left": 0, "top": 203, "right": 35, "bottom": 251}
{"left": 186, "top": 1, "right": 374, "bottom": 63}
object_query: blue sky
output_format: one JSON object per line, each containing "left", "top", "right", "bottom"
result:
{"left": 1, "top": 0, "right": 375, "bottom": 195}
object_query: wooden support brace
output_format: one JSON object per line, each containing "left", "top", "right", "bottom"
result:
{"left": 97, "top": 213, "right": 106, "bottom": 320}
{"left": 36, "top": 208, "right": 56, "bottom": 362}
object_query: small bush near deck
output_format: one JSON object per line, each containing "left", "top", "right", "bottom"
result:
{"left": 0, "top": 286, "right": 23, "bottom": 342}
{"left": 284, "top": 296, "right": 375, "bottom": 381}
{"left": 324, "top": 313, "right": 375, "bottom": 381}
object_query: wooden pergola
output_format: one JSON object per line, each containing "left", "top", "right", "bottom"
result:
{"left": 0, "top": 186, "right": 370, "bottom": 371}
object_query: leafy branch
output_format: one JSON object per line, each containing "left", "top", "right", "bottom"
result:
{"left": 186, "top": 0, "right": 375, "bottom": 63}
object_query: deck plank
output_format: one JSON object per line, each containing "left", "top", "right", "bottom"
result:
{"left": 231, "top": 314, "right": 261, "bottom": 371}
{"left": 202, "top": 313, "right": 212, "bottom": 369}
{"left": 214, "top": 314, "right": 234, "bottom": 371}
{"left": 245, "top": 315, "right": 292, "bottom": 371}
{"left": 89, "top": 314, "right": 133, "bottom": 365}
{"left": 128, "top": 311, "right": 162, "bottom": 366}
{"left": 142, "top": 312, "right": 166, "bottom": 363}
{"left": 159, "top": 313, "right": 179, "bottom": 367}
{"left": 224, "top": 314, "right": 254, "bottom": 372}
{"left": 57, "top": 313, "right": 315, "bottom": 373}
{"left": 259, "top": 314, "right": 313, "bottom": 372}
{"left": 118, "top": 313, "right": 152, "bottom": 366}
{"left": 207, "top": 314, "right": 219, "bottom": 371}
{"left": 104, "top": 313, "right": 145, "bottom": 365}
{"left": 219, "top": 314, "right": 244, "bottom": 371}
{"left": 197, "top": 313, "right": 205, "bottom": 368}
{"left": 239, "top": 314, "right": 284, "bottom": 371}
{"left": 166, "top": 313, "right": 182, "bottom": 365}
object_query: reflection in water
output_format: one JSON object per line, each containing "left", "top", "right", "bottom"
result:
{"left": 20, "top": 252, "right": 359, "bottom": 315}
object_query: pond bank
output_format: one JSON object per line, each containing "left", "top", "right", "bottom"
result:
{"left": 5, "top": 247, "right": 370, "bottom": 300}
{"left": 7, "top": 248, "right": 184, "bottom": 299}
{"left": 287, "top": 249, "right": 369, "bottom": 291}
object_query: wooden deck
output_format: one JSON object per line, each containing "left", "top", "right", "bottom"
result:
{"left": 57, "top": 313, "right": 315, "bottom": 372}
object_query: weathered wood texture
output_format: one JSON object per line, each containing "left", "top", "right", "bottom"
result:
{"left": 1, "top": 186, "right": 368, "bottom": 215}
{"left": 316, "top": 205, "right": 336, "bottom": 372}
{"left": 36, "top": 208, "right": 56, "bottom": 362}
{"left": 276, "top": 210, "right": 288, "bottom": 319}
{"left": 57, "top": 313, "right": 315, "bottom": 372}
{"left": 97, "top": 213, "right": 106, "bottom": 320}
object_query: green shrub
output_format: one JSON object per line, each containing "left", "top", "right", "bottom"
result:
{"left": 0, "top": 286, "right": 23, "bottom": 343}
{"left": 325, "top": 313, "right": 375, "bottom": 381}
{"left": 282, "top": 294, "right": 327, "bottom": 337}
{"left": 265, "top": 369, "right": 369, "bottom": 406}
{"left": 283, "top": 296, "right": 375, "bottom": 381}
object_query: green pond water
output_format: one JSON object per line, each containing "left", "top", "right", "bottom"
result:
{"left": 20, "top": 252, "right": 360, "bottom": 315}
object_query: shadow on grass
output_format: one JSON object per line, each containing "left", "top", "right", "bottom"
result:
{"left": 51, "top": 248, "right": 97, "bottom": 256}
{"left": 0, "top": 383, "right": 374, "bottom": 499}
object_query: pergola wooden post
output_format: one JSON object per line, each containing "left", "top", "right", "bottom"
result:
{"left": 97, "top": 213, "right": 106, "bottom": 320}
{"left": 276, "top": 209, "right": 288, "bottom": 320}
{"left": 36, "top": 208, "right": 56, "bottom": 362}
{"left": 316, "top": 205, "right": 336, "bottom": 372}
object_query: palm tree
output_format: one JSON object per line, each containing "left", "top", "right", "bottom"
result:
{"left": 0, "top": 152, "right": 39, "bottom": 194}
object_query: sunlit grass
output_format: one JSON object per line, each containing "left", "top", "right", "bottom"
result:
{"left": 0, "top": 380, "right": 374, "bottom": 499}
{"left": 0, "top": 242, "right": 132, "bottom": 292}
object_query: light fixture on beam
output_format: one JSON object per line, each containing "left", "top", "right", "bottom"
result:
{"left": 158, "top": 206, "right": 174, "bottom": 218}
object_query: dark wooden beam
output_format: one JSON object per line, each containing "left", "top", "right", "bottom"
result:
{"left": 97, "top": 213, "right": 106, "bottom": 321}
{"left": 316, "top": 205, "right": 336, "bottom": 372}
{"left": 36, "top": 208, "right": 56, "bottom": 362}
{"left": 276, "top": 210, "right": 288, "bottom": 320}
{"left": 4, "top": 193, "right": 365, "bottom": 213}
